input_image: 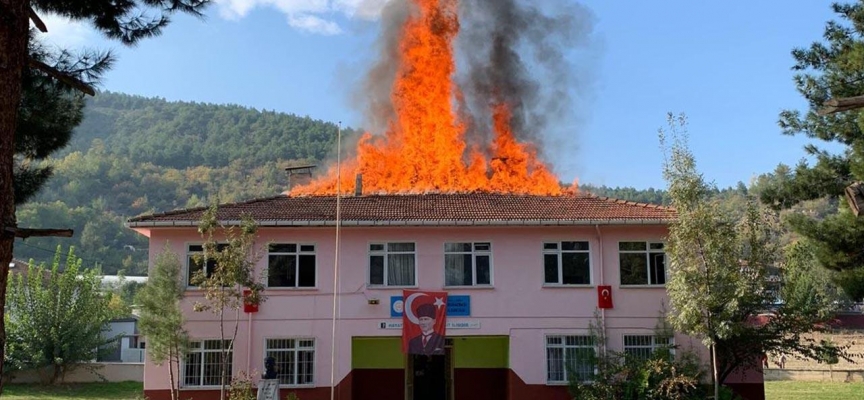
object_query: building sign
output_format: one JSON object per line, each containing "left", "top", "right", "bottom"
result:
{"left": 391, "top": 295, "right": 470, "bottom": 317}
{"left": 380, "top": 320, "right": 481, "bottom": 330}
{"left": 257, "top": 379, "right": 279, "bottom": 400}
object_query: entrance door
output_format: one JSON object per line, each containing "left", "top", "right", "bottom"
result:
{"left": 407, "top": 340, "right": 453, "bottom": 400}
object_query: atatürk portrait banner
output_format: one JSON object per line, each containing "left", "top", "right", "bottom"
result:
{"left": 402, "top": 290, "right": 448, "bottom": 355}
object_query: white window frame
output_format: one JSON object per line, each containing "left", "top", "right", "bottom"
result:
{"left": 367, "top": 242, "right": 417, "bottom": 287}
{"left": 181, "top": 339, "right": 233, "bottom": 388}
{"left": 443, "top": 241, "right": 493, "bottom": 287}
{"left": 263, "top": 338, "right": 316, "bottom": 387}
{"left": 618, "top": 241, "right": 666, "bottom": 286}
{"left": 545, "top": 334, "right": 596, "bottom": 385}
{"left": 542, "top": 241, "right": 592, "bottom": 286}
{"left": 266, "top": 243, "right": 317, "bottom": 289}
{"left": 622, "top": 334, "right": 674, "bottom": 360}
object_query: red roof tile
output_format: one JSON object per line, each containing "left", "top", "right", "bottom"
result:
{"left": 127, "top": 193, "right": 676, "bottom": 227}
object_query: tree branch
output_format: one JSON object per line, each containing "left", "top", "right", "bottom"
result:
{"left": 28, "top": 57, "right": 95, "bottom": 96}
{"left": 4, "top": 227, "right": 73, "bottom": 239}
{"left": 29, "top": 7, "right": 47, "bottom": 33}
{"left": 818, "top": 95, "right": 864, "bottom": 115}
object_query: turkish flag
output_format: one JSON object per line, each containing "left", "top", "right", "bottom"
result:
{"left": 402, "top": 290, "right": 448, "bottom": 355}
{"left": 598, "top": 285, "right": 613, "bottom": 309}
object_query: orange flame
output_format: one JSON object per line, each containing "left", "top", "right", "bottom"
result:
{"left": 291, "top": 0, "right": 566, "bottom": 196}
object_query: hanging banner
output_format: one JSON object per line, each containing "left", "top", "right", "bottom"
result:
{"left": 598, "top": 285, "right": 613, "bottom": 309}
{"left": 402, "top": 290, "right": 448, "bottom": 355}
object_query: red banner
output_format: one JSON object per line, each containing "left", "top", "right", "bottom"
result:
{"left": 598, "top": 285, "right": 613, "bottom": 309}
{"left": 402, "top": 290, "right": 448, "bottom": 355}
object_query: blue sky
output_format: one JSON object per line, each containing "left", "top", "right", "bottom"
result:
{"left": 39, "top": 0, "right": 840, "bottom": 190}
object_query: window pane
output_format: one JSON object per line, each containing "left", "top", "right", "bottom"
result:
{"left": 620, "top": 253, "right": 648, "bottom": 285}
{"left": 268, "top": 255, "right": 296, "bottom": 287}
{"left": 547, "top": 347, "right": 564, "bottom": 382}
{"left": 269, "top": 243, "right": 297, "bottom": 253}
{"left": 562, "top": 241, "right": 589, "bottom": 251}
{"left": 300, "top": 244, "right": 315, "bottom": 252}
{"left": 649, "top": 242, "right": 665, "bottom": 250}
{"left": 298, "top": 255, "right": 316, "bottom": 287}
{"left": 369, "top": 255, "right": 384, "bottom": 285}
{"left": 188, "top": 257, "right": 203, "bottom": 286}
{"left": 650, "top": 253, "right": 666, "bottom": 285}
{"left": 388, "top": 242, "right": 415, "bottom": 252}
{"left": 203, "top": 351, "right": 222, "bottom": 386}
{"left": 474, "top": 242, "right": 491, "bottom": 251}
{"left": 619, "top": 242, "right": 646, "bottom": 251}
{"left": 188, "top": 245, "right": 203, "bottom": 252}
{"left": 298, "top": 349, "right": 314, "bottom": 384}
{"left": 569, "top": 348, "right": 595, "bottom": 382}
{"left": 544, "top": 254, "right": 559, "bottom": 284}
{"left": 388, "top": 254, "right": 415, "bottom": 286}
{"left": 184, "top": 352, "right": 201, "bottom": 386}
{"left": 562, "top": 253, "right": 590, "bottom": 285}
{"left": 445, "top": 254, "right": 471, "bottom": 286}
{"left": 445, "top": 242, "right": 471, "bottom": 252}
{"left": 476, "top": 255, "right": 491, "bottom": 285}
{"left": 543, "top": 242, "right": 558, "bottom": 250}
{"left": 370, "top": 243, "right": 384, "bottom": 251}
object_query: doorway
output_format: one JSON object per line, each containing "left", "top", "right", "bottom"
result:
{"left": 406, "top": 340, "right": 453, "bottom": 400}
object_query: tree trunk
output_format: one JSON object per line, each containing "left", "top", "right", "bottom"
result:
{"left": 169, "top": 346, "right": 178, "bottom": 400}
{"left": 0, "top": 0, "right": 28, "bottom": 394}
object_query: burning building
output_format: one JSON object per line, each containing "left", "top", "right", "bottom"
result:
{"left": 128, "top": 0, "right": 765, "bottom": 399}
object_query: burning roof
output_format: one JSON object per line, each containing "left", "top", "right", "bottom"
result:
{"left": 126, "top": 193, "right": 674, "bottom": 227}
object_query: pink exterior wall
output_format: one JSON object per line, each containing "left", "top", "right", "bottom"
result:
{"left": 142, "top": 224, "right": 708, "bottom": 393}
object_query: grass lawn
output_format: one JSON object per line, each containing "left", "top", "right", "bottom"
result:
{"left": 765, "top": 381, "right": 864, "bottom": 400}
{"left": 2, "top": 381, "right": 143, "bottom": 400}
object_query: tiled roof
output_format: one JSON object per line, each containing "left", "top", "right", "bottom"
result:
{"left": 127, "top": 193, "right": 675, "bottom": 227}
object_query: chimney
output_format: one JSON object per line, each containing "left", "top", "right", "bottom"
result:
{"left": 355, "top": 174, "right": 363, "bottom": 197}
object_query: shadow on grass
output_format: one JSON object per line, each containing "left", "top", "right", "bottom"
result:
{"left": 3, "top": 381, "right": 144, "bottom": 399}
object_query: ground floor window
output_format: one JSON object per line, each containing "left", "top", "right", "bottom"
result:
{"left": 623, "top": 335, "right": 673, "bottom": 360}
{"left": 265, "top": 338, "right": 315, "bottom": 386}
{"left": 183, "top": 339, "right": 232, "bottom": 387}
{"left": 546, "top": 335, "right": 595, "bottom": 383}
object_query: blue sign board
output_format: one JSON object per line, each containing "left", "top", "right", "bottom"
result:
{"left": 390, "top": 295, "right": 470, "bottom": 318}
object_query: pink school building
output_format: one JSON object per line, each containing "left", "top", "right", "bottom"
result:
{"left": 127, "top": 193, "right": 763, "bottom": 400}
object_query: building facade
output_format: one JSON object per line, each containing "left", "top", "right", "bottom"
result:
{"left": 128, "top": 193, "right": 762, "bottom": 400}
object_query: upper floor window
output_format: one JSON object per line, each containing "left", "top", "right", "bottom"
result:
{"left": 265, "top": 338, "right": 315, "bottom": 386}
{"left": 183, "top": 339, "right": 231, "bottom": 387}
{"left": 444, "top": 242, "right": 492, "bottom": 287}
{"left": 268, "top": 244, "right": 316, "bottom": 288}
{"left": 543, "top": 241, "right": 591, "bottom": 285}
{"left": 187, "top": 243, "right": 228, "bottom": 286}
{"left": 623, "top": 335, "right": 673, "bottom": 360}
{"left": 619, "top": 242, "right": 666, "bottom": 286}
{"left": 546, "top": 335, "right": 595, "bottom": 384}
{"left": 369, "top": 242, "right": 416, "bottom": 287}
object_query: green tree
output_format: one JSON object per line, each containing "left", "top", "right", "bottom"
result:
{"left": 758, "top": 1, "right": 864, "bottom": 299}
{"left": 191, "top": 206, "right": 265, "bottom": 400}
{"left": 5, "top": 246, "right": 118, "bottom": 384}
{"left": 0, "top": 1, "right": 208, "bottom": 383}
{"left": 136, "top": 245, "right": 188, "bottom": 400}
{"left": 662, "top": 114, "right": 779, "bottom": 398}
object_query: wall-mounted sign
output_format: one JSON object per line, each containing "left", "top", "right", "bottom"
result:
{"left": 391, "top": 295, "right": 470, "bottom": 318}
{"left": 380, "top": 320, "right": 480, "bottom": 330}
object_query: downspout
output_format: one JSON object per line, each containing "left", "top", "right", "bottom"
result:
{"left": 246, "top": 310, "right": 252, "bottom": 373}
{"left": 595, "top": 224, "right": 606, "bottom": 355}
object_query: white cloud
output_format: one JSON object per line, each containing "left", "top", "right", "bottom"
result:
{"left": 214, "top": 0, "right": 389, "bottom": 34}
{"left": 33, "top": 13, "right": 96, "bottom": 48}
{"left": 288, "top": 14, "right": 343, "bottom": 35}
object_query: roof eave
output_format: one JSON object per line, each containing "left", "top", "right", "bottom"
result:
{"left": 126, "top": 218, "right": 672, "bottom": 228}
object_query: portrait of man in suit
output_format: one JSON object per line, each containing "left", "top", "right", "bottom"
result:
{"left": 407, "top": 303, "right": 445, "bottom": 355}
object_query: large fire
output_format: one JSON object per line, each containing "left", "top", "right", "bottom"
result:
{"left": 291, "top": 0, "right": 566, "bottom": 196}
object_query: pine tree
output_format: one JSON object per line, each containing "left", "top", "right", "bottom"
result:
{"left": 0, "top": 0, "right": 208, "bottom": 384}
{"left": 759, "top": 1, "right": 864, "bottom": 299}
{"left": 136, "top": 245, "right": 188, "bottom": 400}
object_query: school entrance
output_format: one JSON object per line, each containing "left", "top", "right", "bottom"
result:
{"left": 351, "top": 336, "right": 509, "bottom": 400}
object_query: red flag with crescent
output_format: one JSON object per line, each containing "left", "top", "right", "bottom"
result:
{"left": 598, "top": 285, "right": 613, "bottom": 309}
{"left": 402, "top": 290, "right": 448, "bottom": 355}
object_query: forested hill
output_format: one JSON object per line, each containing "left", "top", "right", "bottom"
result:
{"left": 13, "top": 92, "right": 754, "bottom": 276}
{"left": 15, "top": 92, "right": 348, "bottom": 275}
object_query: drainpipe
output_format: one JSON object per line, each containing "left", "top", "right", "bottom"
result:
{"left": 247, "top": 311, "right": 252, "bottom": 373}
{"left": 595, "top": 224, "right": 607, "bottom": 355}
